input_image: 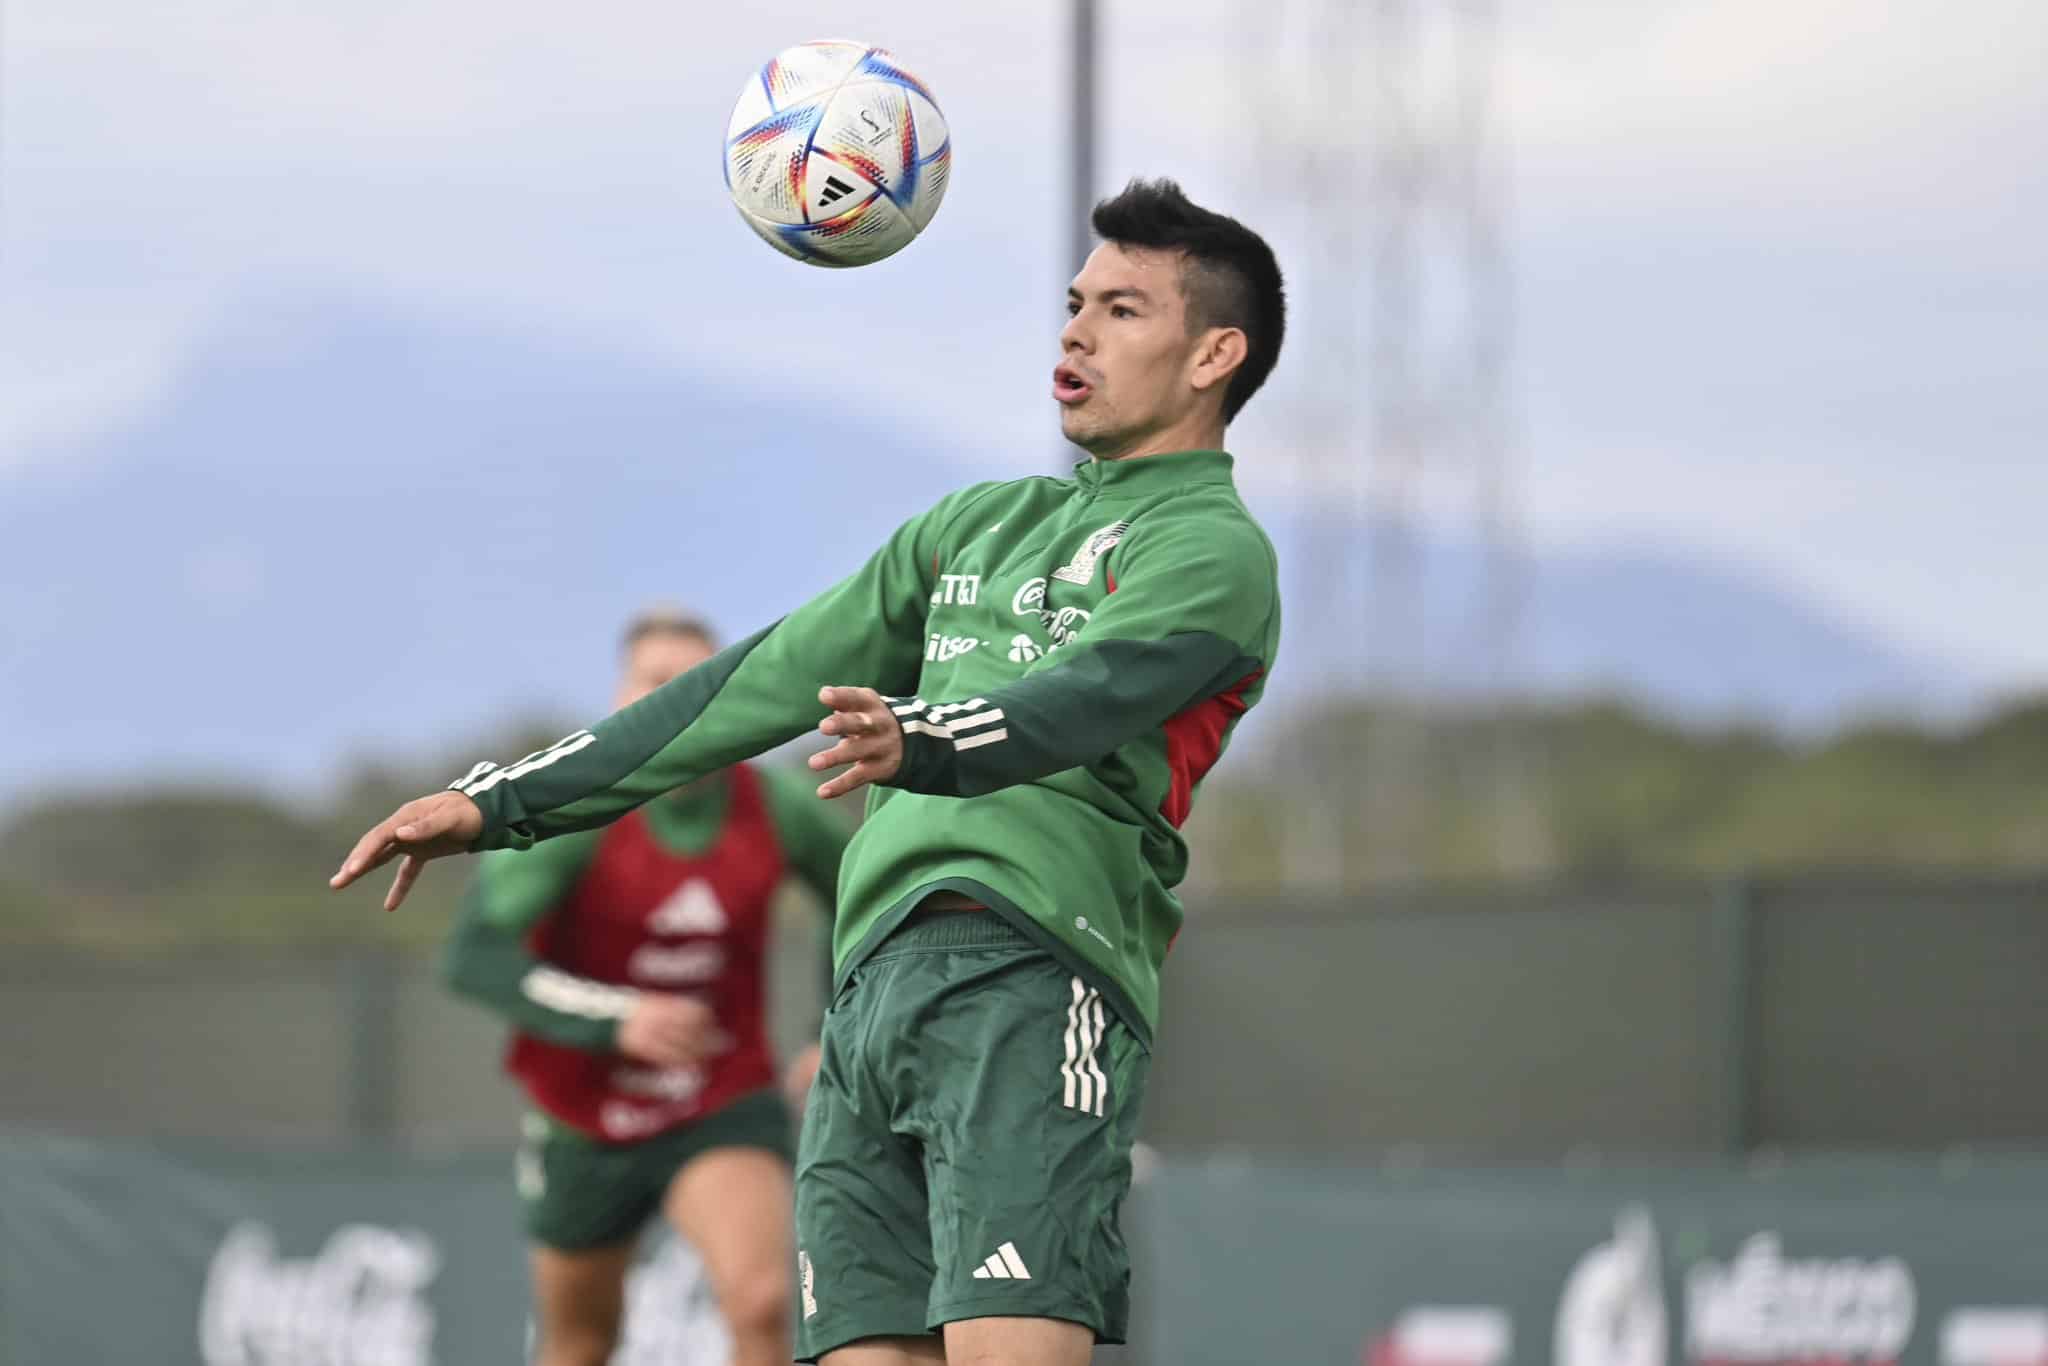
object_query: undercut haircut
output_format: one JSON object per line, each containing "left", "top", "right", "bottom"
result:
{"left": 1090, "top": 178, "right": 1287, "bottom": 421}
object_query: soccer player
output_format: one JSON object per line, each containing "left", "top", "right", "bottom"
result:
{"left": 333, "top": 178, "right": 1286, "bottom": 1366}
{"left": 441, "top": 609, "right": 847, "bottom": 1366}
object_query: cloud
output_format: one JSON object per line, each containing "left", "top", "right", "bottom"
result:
{"left": 4, "top": 0, "right": 2045, "bottom": 688}
{"left": 1, "top": 2, "right": 1073, "bottom": 472}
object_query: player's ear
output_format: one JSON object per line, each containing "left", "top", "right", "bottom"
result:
{"left": 1189, "top": 326, "right": 1248, "bottom": 397}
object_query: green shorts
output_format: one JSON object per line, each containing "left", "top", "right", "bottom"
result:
{"left": 792, "top": 911, "right": 1150, "bottom": 1361}
{"left": 518, "top": 1087, "right": 795, "bottom": 1251}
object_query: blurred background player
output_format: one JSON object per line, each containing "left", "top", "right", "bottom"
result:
{"left": 440, "top": 608, "right": 847, "bottom": 1366}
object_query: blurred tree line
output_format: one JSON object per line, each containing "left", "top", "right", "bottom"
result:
{"left": 0, "top": 722, "right": 578, "bottom": 953}
{"left": 1189, "top": 694, "right": 2048, "bottom": 888}
{"left": 6, "top": 696, "right": 2048, "bottom": 950}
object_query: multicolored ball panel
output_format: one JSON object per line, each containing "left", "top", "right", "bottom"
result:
{"left": 724, "top": 41, "right": 951, "bottom": 267}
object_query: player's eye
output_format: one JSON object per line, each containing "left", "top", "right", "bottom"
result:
{"left": 1111, "top": 305, "right": 1135, "bottom": 319}
{"left": 1065, "top": 300, "right": 1081, "bottom": 316}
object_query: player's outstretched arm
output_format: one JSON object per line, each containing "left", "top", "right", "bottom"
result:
{"left": 328, "top": 485, "right": 1000, "bottom": 911}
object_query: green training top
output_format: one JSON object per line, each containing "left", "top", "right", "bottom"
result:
{"left": 452, "top": 450, "right": 1281, "bottom": 1042}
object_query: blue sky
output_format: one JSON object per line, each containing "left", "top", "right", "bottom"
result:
{"left": 4, "top": 0, "right": 2044, "bottom": 688}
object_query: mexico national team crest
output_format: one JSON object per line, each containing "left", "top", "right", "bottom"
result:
{"left": 1051, "top": 521, "right": 1131, "bottom": 586}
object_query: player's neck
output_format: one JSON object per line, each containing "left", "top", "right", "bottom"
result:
{"left": 1087, "top": 414, "right": 1227, "bottom": 464}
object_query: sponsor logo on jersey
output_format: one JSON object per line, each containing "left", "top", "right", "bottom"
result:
{"left": 1051, "top": 520, "right": 1130, "bottom": 586}
{"left": 1010, "top": 577, "right": 1091, "bottom": 650}
{"left": 925, "top": 633, "right": 984, "bottom": 662}
{"left": 628, "top": 942, "right": 727, "bottom": 984}
{"left": 931, "top": 573, "right": 980, "bottom": 605}
{"left": 1007, "top": 634, "right": 1043, "bottom": 664}
{"left": 613, "top": 1065, "right": 708, "bottom": 1103}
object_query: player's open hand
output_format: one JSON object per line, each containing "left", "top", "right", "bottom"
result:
{"left": 328, "top": 789, "right": 484, "bottom": 912}
{"left": 809, "top": 686, "right": 903, "bottom": 799}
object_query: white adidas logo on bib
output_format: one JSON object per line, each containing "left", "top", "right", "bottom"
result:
{"left": 647, "top": 879, "right": 727, "bottom": 935}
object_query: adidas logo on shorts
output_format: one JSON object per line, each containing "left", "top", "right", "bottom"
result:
{"left": 971, "top": 1242, "right": 1032, "bottom": 1281}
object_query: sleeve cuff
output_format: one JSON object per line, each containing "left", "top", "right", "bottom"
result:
{"left": 881, "top": 695, "right": 964, "bottom": 794}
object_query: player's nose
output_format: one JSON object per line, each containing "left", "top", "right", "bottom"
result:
{"left": 1059, "top": 312, "right": 1090, "bottom": 353}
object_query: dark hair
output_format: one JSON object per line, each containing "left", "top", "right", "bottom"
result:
{"left": 1089, "top": 178, "right": 1286, "bottom": 422}
{"left": 620, "top": 606, "right": 717, "bottom": 654}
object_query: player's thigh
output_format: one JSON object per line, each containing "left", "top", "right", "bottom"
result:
{"left": 795, "top": 973, "right": 938, "bottom": 1360}
{"left": 906, "top": 952, "right": 1149, "bottom": 1345}
{"left": 820, "top": 1337, "right": 948, "bottom": 1366}
{"left": 943, "top": 1315, "right": 1095, "bottom": 1366}
{"left": 662, "top": 1145, "right": 794, "bottom": 1322}
{"left": 529, "top": 1240, "right": 636, "bottom": 1354}
{"left": 518, "top": 1110, "right": 667, "bottom": 1258}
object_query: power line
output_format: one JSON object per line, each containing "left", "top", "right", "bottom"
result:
{"left": 1250, "top": 0, "right": 1533, "bottom": 886}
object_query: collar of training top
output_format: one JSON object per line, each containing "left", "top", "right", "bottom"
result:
{"left": 1070, "top": 448, "right": 1235, "bottom": 493}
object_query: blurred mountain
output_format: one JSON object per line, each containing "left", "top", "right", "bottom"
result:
{"left": 1260, "top": 523, "right": 1978, "bottom": 732}
{"left": 0, "top": 291, "right": 987, "bottom": 804}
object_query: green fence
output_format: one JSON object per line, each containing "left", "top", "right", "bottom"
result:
{"left": 2, "top": 875, "right": 2044, "bottom": 1153}
{"left": 1134, "top": 1155, "right": 2048, "bottom": 1366}
{"left": 6, "top": 1133, "right": 2047, "bottom": 1366}
{"left": 1148, "top": 875, "right": 2048, "bottom": 1154}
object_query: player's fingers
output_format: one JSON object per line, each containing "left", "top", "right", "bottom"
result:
{"left": 391, "top": 811, "right": 440, "bottom": 842}
{"left": 814, "top": 728, "right": 892, "bottom": 769}
{"left": 384, "top": 854, "right": 425, "bottom": 913}
{"left": 815, "top": 760, "right": 879, "bottom": 801}
{"left": 807, "top": 737, "right": 856, "bottom": 771}
{"left": 399, "top": 792, "right": 472, "bottom": 842}
{"left": 330, "top": 821, "right": 402, "bottom": 889}
{"left": 819, "top": 685, "right": 882, "bottom": 713}
{"left": 818, "top": 710, "right": 869, "bottom": 737}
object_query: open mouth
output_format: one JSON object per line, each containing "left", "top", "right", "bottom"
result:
{"left": 1053, "top": 365, "right": 1093, "bottom": 405}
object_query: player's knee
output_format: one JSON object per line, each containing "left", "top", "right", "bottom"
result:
{"left": 717, "top": 1272, "right": 792, "bottom": 1341}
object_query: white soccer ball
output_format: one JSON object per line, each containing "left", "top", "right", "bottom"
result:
{"left": 723, "top": 39, "right": 952, "bottom": 268}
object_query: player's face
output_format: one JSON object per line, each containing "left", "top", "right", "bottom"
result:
{"left": 615, "top": 633, "right": 713, "bottom": 709}
{"left": 1056, "top": 243, "right": 1207, "bottom": 456}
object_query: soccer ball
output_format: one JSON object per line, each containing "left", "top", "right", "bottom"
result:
{"left": 723, "top": 40, "right": 952, "bottom": 268}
